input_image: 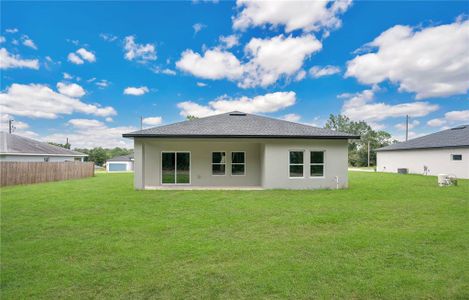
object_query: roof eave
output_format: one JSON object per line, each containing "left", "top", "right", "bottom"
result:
{"left": 376, "top": 144, "right": 469, "bottom": 152}
{"left": 0, "top": 152, "right": 88, "bottom": 157}
{"left": 123, "top": 134, "right": 360, "bottom": 139}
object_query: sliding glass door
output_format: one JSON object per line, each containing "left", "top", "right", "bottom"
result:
{"left": 162, "top": 152, "right": 190, "bottom": 184}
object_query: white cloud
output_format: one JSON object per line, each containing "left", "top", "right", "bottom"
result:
{"left": 394, "top": 119, "right": 420, "bottom": 131}
{"left": 123, "top": 86, "right": 149, "bottom": 96}
{"left": 96, "top": 79, "right": 110, "bottom": 88}
{"left": 105, "top": 117, "right": 113, "bottom": 122}
{"left": 68, "top": 48, "right": 95, "bottom": 64}
{"left": 340, "top": 86, "right": 439, "bottom": 126}
{"left": 427, "top": 110, "right": 469, "bottom": 127}
{"left": 63, "top": 72, "right": 73, "bottom": 80}
{"left": 176, "top": 34, "right": 322, "bottom": 88}
{"left": 76, "top": 48, "right": 96, "bottom": 62}
{"left": 178, "top": 91, "right": 296, "bottom": 117}
{"left": 427, "top": 118, "right": 446, "bottom": 127}
{"left": 219, "top": 34, "right": 239, "bottom": 48}
{"left": 0, "top": 83, "right": 116, "bottom": 119}
{"left": 294, "top": 70, "right": 307, "bottom": 81}
{"left": 176, "top": 48, "right": 244, "bottom": 80}
{"left": 67, "top": 118, "right": 105, "bottom": 129}
{"left": 67, "top": 52, "right": 84, "bottom": 64}
{"left": 233, "top": 0, "right": 352, "bottom": 33}
{"left": 151, "top": 66, "right": 177, "bottom": 75}
{"left": 57, "top": 82, "right": 86, "bottom": 98}
{"left": 346, "top": 19, "right": 469, "bottom": 99}
{"left": 445, "top": 110, "right": 469, "bottom": 121}
{"left": 99, "top": 33, "right": 118, "bottom": 42}
{"left": 161, "top": 68, "right": 176, "bottom": 75}
{"left": 196, "top": 82, "right": 207, "bottom": 87}
{"left": 309, "top": 65, "right": 340, "bottom": 78}
{"left": 193, "top": 23, "right": 206, "bottom": 34}
{"left": 46, "top": 120, "right": 136, "bottom": 148}
{"left": 5, "top": 28, "right": 18, "bottom": 33}
{"left": 0, "top": 36, "right": 5, "bottom": 43}
{"left": 282, "top": 113, "right": 301, "bottom": 122}
{"left": 21, "top": 35, "right": 37, "bottom": 50}
{"left": 0, "top": 48, "right": 39, "bottom": 69}
{"left": 240, "top": 34, "right": 322, "bottom": 88}
{"left": 124, "top": 35, "right": 156, "bottom": 63}
{"left": 142, "top": 116, "right": 163, "bottom": 126}
{"left": 66, "top": 39, "right": 80, "bottom": 46}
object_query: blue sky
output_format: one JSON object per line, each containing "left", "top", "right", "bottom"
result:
{"left": 1, "top": 1, "right": 468, "bottom": 148}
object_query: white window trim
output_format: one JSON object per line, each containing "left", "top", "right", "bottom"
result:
{"left": 160, "top": 151, "right": 191, "bottom": 185}
{"left": 231, "top": 151, "right": 246, "bottom": 176}
{"left": 211, "top": 151, "right": 227, "bottom": 176}
{"left": 289, "top": 150, "right": 305, "bottom": 179}
{"left": 310, "top": 150, "right": 326, "bottom": 178}
{"left": 451, "top": 154, "right": 463, "bottom": 161}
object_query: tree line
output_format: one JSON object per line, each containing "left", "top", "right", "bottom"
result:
{"left": 48, "top": 142, "right": 132, "bottom": 166}
{"left": 325, "top": 114, "right": 395, "bottom": 167}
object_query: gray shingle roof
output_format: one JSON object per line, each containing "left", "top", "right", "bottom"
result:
{"left": 107, "top": 154, "right": 134, "bottom": 162}
{"left": 377, "top": 125, "right": 469, "bottom": 152}
{"left": 123, "top": 111, "right": 359, "bottom": 139}
{"left": 0, "top": 132, "right": 87, "bottom": 156}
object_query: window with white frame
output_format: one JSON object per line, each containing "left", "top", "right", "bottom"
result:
{"left": 231, "top": 152, "right": 245, "bottom": 175}
{"left": 451, "top": 154, "right": 462, "bottom": 161}
{"left": 289, "top": 151, "right": 304, "bottom": 178}
{"left": 212, "top": 152, "right": 226, "bottom": 175}
{"left": 310, "top": 151, "right": 325, "bottom": 177}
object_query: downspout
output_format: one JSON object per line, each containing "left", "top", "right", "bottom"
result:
{"left": 141, "top": 143, "right": 145, "bottom": 189}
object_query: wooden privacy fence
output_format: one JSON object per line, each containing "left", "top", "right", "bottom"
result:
{"left": 0, "top": 162, "right": 95, "bottom": 187}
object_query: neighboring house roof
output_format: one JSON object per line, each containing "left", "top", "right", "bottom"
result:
{"left": 377, "top": 125, "right": 469, "bottom": 152}
{"left": 0, "top": 132, "right": 87, "bottom": 157}
{"left": 123, "top": 111, "right": 360, "bottom": 139}
{"left": 107, "top": 154, "right": 134, "bottom": 162}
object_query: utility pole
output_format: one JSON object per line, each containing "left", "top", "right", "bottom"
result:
{"left": 140, "top": 116, "right": 143, "bottom": 130}
{"left": 405, "top": 115, "right": 409, "bottom": 141}
{"left": 8, "top": 119, "right": 14, "bottom": 134}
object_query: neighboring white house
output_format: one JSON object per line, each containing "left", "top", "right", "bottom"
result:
{"left": 123, "top": 111, "right": 359, "bottom": 190}
{"left": 0, "top": 132, "right": 87, "bottom": 162}
{"left": 377, "top": 125, "right": 469, "bottom": 179}
{"left": 106, "top": 154, "right": 134, "bottom": 172}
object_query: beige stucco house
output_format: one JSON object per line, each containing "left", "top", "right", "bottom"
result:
{"left": 123, "top": 112, "right": 359, "bottom": 190}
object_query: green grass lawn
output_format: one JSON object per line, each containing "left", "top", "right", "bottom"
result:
{"left": 1, "top": 173, "right": 468, "bottom": 299}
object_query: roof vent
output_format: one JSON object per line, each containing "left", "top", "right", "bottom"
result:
{"left": 451, "top": 125, "right": 467, "bottom": 130}
{"left": 229, "top": 112, "right": 246, "bottom": 116}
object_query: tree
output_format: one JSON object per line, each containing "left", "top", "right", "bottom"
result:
{"left": 325, "top": 114, "right": 393, "bottom": 166}
{"left": 186, "top": 115, "right": 199, "bottom": 120}
{"left": 48, "top": 142, "right": 71, "bottom": 149}
{"left": 73, "top": 147, "right": 133, "bottom": 166}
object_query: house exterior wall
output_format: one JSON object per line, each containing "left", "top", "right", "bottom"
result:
{"left": 377, "top": 147, "right": 469, "bottom": 179}
{"left": 262, "top": 139, "right": 349, "bottom": 189}
{"left": 133, "top": 138, "right": 350, "bottom": 189}
{"left": 106, "top": 161, "right": 134, "bottom": 172}
{"left": 0, "top": 155, "right": 83, "bottom": 162}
